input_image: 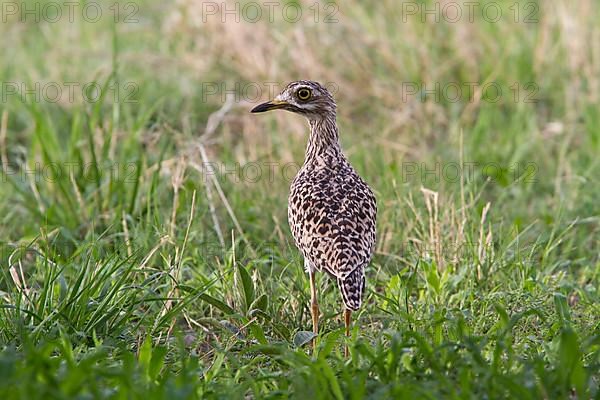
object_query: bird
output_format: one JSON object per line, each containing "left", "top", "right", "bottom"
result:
{"left": 251, "top": 80, "right": 377, "bottom": 356}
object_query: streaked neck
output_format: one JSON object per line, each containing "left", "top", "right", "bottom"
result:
{"left": 305, "top": 115, "right": 341, "bottom": 164}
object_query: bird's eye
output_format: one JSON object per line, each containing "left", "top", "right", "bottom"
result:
{"left": 297, "top": 88, "right": 312, "bottom": 101}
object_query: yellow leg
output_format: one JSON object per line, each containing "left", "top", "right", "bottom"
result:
{"left": 309, "top": 270, "right": 319, "bottom": 352}
{"left": 344, "top": 309, "right": 351, "bottom": 358}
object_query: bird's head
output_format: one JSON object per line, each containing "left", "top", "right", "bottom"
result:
{"left": 251, "top": 80, "right": 336, "bottom": 120}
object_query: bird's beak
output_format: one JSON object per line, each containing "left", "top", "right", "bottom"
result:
{"left": 250, "top": 99, "right": 288, "bottom": 113}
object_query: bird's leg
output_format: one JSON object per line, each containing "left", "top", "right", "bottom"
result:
{"left": 309, "top": 269, "right": 319, "bottom": 351}
{"left": 344, "top": 309, "right": 351, "bottom": 358}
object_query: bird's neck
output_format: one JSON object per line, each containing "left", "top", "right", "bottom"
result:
{"left": 305, "top": 115, "right": 342, "bottom": 164}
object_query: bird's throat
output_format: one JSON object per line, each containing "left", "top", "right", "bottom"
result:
{"left": 305, "top": 116, "right": 341, "bottom": 164}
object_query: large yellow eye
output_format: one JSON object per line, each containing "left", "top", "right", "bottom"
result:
{"left": 297, "top": 88, "right": 312, "bottom": 101}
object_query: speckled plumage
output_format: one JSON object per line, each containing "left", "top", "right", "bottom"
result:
{"left": 252, "top": 80, "right": 377, "bottom": 311}
{"left": 251, "top": 81, "right": 376, "bottom": 353}
{"left": 288, "top": 117, "right": 376, "bottom": 311}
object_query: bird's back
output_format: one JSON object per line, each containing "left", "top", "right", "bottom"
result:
{"left": 288, "top": 151, "right": 376, "bottom": 309}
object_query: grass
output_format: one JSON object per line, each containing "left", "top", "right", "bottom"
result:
{"left": 0, "top": 0, "right": 599, "bottom": 398}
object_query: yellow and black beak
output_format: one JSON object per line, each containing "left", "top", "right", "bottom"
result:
{"left": 251, "top": 99, "right": 288, "bottom": 113}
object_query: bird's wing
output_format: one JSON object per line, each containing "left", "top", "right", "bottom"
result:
{"left": 289, "top": 167, "right": 376, "bottom": 279}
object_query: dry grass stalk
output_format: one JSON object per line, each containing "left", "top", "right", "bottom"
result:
{"left": 477, "top": 202, "right": 492, "bottom": 280}
{"left": 170, "top": 156, "right": 186, "bottom": 239}
{"left": 0, "top": 111, "right": 8, "bottom": 173}
{"left": 420, "top": 187, "right": 443, "bottom": 270}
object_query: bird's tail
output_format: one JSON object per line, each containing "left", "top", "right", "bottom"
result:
{"left": 337, "top": 268, "right": 365, "bottom": 311}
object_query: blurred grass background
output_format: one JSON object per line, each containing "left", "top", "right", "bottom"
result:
{"left": 0, "top": 0, "right": 598, "bottom": 398}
